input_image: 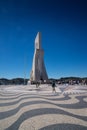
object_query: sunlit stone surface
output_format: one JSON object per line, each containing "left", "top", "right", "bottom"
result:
{"left": 30, "top": 32, "right": 48, "bottom": 82}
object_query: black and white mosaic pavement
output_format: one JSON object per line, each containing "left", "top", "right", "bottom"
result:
{"left": 0, "top": 84, "right": 87, "bottom": 130}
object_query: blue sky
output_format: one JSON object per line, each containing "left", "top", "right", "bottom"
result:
{"left": 0, "top": 0, "right": 87, "bottom": 79}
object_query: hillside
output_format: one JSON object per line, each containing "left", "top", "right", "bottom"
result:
{"left": 0, "top": 77, "right": 87, "bottom": 85}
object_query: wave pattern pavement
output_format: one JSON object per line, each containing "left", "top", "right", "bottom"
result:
{"left": 0, "top": 84, "right": 87, "bottom": 130}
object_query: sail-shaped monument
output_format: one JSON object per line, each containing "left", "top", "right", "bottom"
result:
{"left": 30, "top": 32, "right": 48, "bottom": 82}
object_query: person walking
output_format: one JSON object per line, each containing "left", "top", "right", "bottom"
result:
{"left": 52, "top": 81, "right": 56, "bottom": 93}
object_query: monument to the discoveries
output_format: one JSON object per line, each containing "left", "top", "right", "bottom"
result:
{"left": 30, "top": 32, "right": 48, "bottom": 82}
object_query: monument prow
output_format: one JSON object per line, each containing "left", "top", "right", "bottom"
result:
{"left": 35, "top": 32, "right": 41, "bottom": 49}
{"left": 30, "top": 32, "right": 48, "bottom": 82}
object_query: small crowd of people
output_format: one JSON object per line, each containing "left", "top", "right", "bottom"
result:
{"left": 35, "top": 80, "right": 57, "bottom": 93}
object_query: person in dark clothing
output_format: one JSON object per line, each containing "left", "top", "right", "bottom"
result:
{"left": 52, "top": 81, "right": 56, "bottom": 92}
{"left": 36, "top": 81, "right": 40, "bottom": 88}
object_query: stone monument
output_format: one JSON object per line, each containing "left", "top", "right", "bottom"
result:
{"left": 30, "top": 32, "right": 48, "bottom": 82}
